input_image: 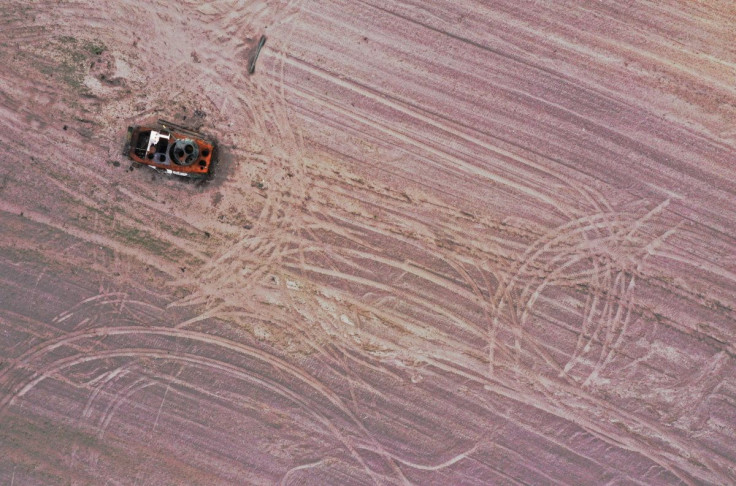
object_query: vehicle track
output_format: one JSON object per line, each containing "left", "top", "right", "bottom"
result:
{"left": 2, "top": 0, "right": 735, "bottom": 484}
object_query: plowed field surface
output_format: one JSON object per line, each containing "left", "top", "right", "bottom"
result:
{"left": 1, "top": 1, "right": 735, "bottom": 484}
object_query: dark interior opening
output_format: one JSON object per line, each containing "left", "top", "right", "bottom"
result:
{"left": 155, "top": 137, "right": 168, "bottom": 154}
{"left": 134, "top": 130, "right": 151, "bottom": 158}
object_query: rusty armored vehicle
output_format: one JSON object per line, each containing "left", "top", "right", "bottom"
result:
{"left": 123, "top": 120, "right": 215, "bottom": 179}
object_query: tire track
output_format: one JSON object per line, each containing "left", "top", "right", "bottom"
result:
{"left": 425, "top": 356, "right": 725, "bottom": 485}
{"left": 490, "top": 201, "right": 681, "bottom": 384}
{"left": 3, "top": 345, "right": 406, "bottom": 484}
{"left": 0, "top": 325, "right": 417, "bottom": 483}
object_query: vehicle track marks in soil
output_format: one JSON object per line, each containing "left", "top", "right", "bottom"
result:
{"left": 500, "top": 204, "right": 681, "bottom": 382}
{"left": 2, "top": 344, "right": 408, "bottom": 484}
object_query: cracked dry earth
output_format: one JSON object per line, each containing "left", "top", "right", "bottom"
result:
{"left": 1, "top": 0, "right": 735, "bottom": 484}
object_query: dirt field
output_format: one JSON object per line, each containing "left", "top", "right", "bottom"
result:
{"left": 1, "top": 0, "right": 735, "bottom": 484}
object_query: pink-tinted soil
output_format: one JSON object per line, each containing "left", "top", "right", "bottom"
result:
{"left": 1, "top": 0, "right": 735, "bottom": 484}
